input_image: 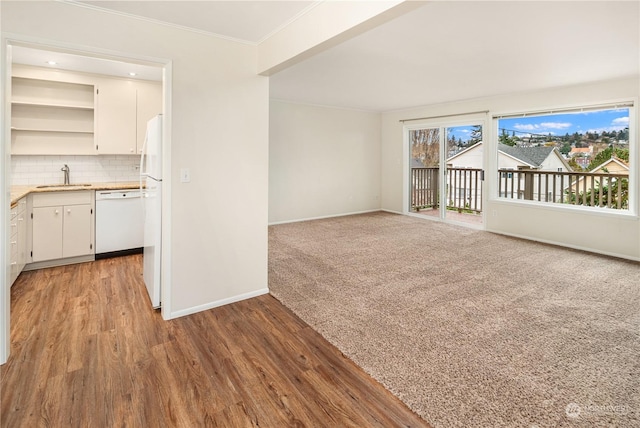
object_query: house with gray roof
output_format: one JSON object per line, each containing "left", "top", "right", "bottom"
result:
{"left": 446, "top": 142, "right": 572, "bottom": 172}
{"left": 444, "top": 142, "right": 573, "bottom": 202}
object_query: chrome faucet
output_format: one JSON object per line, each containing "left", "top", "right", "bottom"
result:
{"left": 61, "top": 164, "right": 70, "bottom": 185}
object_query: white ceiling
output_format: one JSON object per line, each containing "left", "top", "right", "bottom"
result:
{"left": 13, "top": 1, "right": 639, "bottom": 111}
{"left": 12, "top": 45, "right": 164, "bottom": 81}
{"left": 78, "top": 0, "right": 318, "bottom": 44}
{"left": 11, "top": 1, "right": 317, "bottom": 82}
{"left": 270, "top": 1, "right": 640, "bottom": 111}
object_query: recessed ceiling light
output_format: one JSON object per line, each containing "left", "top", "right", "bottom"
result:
{"left": 129, "top": 72, "right": 137, "bottom": 76}
{"left": 46, "top": 60, "right": 57, "bottom": 65}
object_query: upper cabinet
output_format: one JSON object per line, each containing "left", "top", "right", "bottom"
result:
{"left": 135, "top": 81, "right": 163, "bottom": 154}
{"left": 95, "top": 79, "right": 137, "bottom": 154}
{"left": 95, "top": 79, "right": 162, "bottom": 155}
{"left": 11, "top": 76, "right": 96, "bottom": 155}
{"left": 10, "top": 65, "right": 162, "bottom": 156}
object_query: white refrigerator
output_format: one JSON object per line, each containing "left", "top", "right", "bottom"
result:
{"left": 140, "top": 114, "right": 162, "bottom": 308}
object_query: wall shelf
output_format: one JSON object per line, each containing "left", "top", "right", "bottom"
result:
{"left": 11, "top": 127, "right": 94, "bottom": 134}
{"left": 12, "top": 101, "right": 94, "bottom": 110}
{"left": 11, "top": 76, "right": 96, "bottom": 155}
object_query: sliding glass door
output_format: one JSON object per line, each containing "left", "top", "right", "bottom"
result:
{"left": 408, "top": 123, "right": 484, "bottom": 226}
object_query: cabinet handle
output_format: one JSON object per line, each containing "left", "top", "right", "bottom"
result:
{"left": 11, "top": 262, "right": 17, "bottom": 266}
{"left": 55, "top": 210, "right": 59, "bottom": 215}
{"left": 67, "top": 209, "right": 72, "bottom": 213}
{"left": 11, "top": 241, "right": 17, "bottom": 245}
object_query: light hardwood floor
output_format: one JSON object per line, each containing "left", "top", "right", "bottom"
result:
{"left": 1, "top": 254, "right": 429, "bottom": 427}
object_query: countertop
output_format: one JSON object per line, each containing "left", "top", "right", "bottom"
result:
{"left": 10, "top": 182, "right": 141, "bottom": 208}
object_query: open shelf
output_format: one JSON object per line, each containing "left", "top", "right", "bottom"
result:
{"left": 11, "top": 101, "right": 94, "bottom": 110}
{"left": 11, "top": 127, "right": 94, "bottom": 134}
{"left": 11, "top": 76, "right": 96, "bottom": 155}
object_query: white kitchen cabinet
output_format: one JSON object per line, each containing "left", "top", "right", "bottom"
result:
{"left": 95, "top": 79, "right": 137, "bottom": 154}
{"left": 135, "top": 81, "right": 163, "bottom": 154}
{"left": 96, "top": 79, "right": 161, "bottom": 155}
{"left": 32, "top": 206, "right": 64, "bottom": 262}
{"left": 9, "top": 205, "right": 19, "bottom": 285}
{"left": 31, "top": 191, "right": 94, "bottom": 263}
{"left": 11, "top": 65, "right": 161, "bottom": 156}
{"left": 9, "top": 198, "right": 27, "bottom": 286}
{"left": 11, "top": 76, "right": 96, "bottom": 155}
{"left": 63, "top": 204, "right": 94, "bottom": 258}
{"left": 16, "top": 198, "right": 28, "bottom": 274}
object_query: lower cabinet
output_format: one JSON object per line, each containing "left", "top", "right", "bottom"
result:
{"left": 31, "top": 191, "right": 94, "bottom": 263}
{"left": 9, "top": 197, "right": 27, "bottom": 286}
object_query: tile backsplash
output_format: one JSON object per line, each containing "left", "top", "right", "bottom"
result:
{"left": 11, "top": 155, "right": 141, "bottom": 186}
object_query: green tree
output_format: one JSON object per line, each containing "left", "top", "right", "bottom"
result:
{"left": 617, "top": 127, "right": 629, "bottom": 141}
{"left": 499, "top": 129, "right": 516, "bottom": 146}
{"left": 560, "top": 142, "right": 571, "bottom": 155}
{"left": 587, "top": 147, "right": 629, "bottom": 170}
{"left": 470, "top": 125, "right": 482, "bottom": 145}
{"left": 566, "top": 178, "right": 628, "bottom": 210}
{"left": 567, "top": 157, "right": 582, "bottom": 171}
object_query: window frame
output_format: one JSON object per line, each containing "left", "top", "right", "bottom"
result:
{"left": 490, "top": 100, "right": 637, "bottom": 217}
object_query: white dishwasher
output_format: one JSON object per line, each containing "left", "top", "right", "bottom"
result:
{"left": 95, "top": 189, "right": 144, "bottom": 256}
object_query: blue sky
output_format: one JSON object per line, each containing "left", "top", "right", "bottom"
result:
{"left": 446, "top": 108, "right": 629, "bottom": 142}
{"left": 446, "top": 125, "right": 479, "bottom": 143}
{"left": 498, "top": 108, "right": 629, "bottom": 137}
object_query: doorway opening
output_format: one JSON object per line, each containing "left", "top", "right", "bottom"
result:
{"left": 2, "top": 39, "right": 171, "bottom": 364}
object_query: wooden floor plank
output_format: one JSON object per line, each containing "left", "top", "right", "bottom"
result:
{"left": 1, "top": 254, "right": 429, "bottom": 427}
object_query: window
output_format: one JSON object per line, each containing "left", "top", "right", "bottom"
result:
{"left": 496, "top": 105, "right": 633, "bottom": 211}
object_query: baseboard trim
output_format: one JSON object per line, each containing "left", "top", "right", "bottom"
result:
{"left": 23, "top": 255, "right": 95, "bottom": 271}
{"left": 487, "top": 229, "right": 640, "bottom": 262}
{"left": 169, "top": 288, "right": 270, "bottom": 319}
{"left": 269, "top": 209, "right": 381, "bottom": 226}
{"left": 380, "top": 208, "right": 402, "bottom": 215}
{"left": 95, "top": 247, "right": 143, "bottom": 260}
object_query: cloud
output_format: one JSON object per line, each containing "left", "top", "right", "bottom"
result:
{"left": 612, "top": 117, "right": 629, "bottom": 125}
{"left": 513, "top": 124, "right": 536, "bottom": 131}
{"left": 512, "top": 122, "right": 571, "bottom": 133}
{"left": 539, "top": 122, "right": 572, "bottom": 130}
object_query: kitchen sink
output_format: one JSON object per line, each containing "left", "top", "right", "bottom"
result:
{"left": 36, "top": 183, "right": 93, "bottom": 189}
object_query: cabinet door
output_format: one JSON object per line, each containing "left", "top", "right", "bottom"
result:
{"left": 63, "top": 204, "right": 93, "bottom": 258}
{"left": 96, "top": 79, "right": 137, "bottom": 154}
{"left": 10, "top": 207, "right": 18, "bottom": 284}
{"left": 32, "top": 206, "right": 63, "bottom": 262}
{"left": 136, "top": 81, "right": 162, "bottom": 154}
{"left": 17, "top": 204, "right": 28, "bottom": 271}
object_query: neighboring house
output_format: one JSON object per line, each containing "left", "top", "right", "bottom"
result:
{"left": 569, "top": 147, "right": 593, "bottom": 169}
{"left": 445, "top": 142, "right": 572, "bottom": 203}
{"left": 446, "top": 142, "right": 571, "bottom": 171}
{"left": 593, "top": 157, "right": 630, "bottom": 174}
{"left": 569, "top": 156, "right": 630, "bottom": 194}
{"left": 569, "top": 146, "right": 593, "bottom": 157}
{"left": 497, "top": 143, "right": 571, "bottom": 172}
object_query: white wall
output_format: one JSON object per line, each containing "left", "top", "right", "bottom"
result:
{"left": 382, "top": 77, "right": 640, "bottom": 260}
{"left": 269, "top": 100, "right": 381, "bottom": 223}
{"left": 1, "top": 2, "right": 269, "bottom": 322}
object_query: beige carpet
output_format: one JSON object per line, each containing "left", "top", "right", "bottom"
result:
{"left": 268, "top": 212, "right": 640, "bottom": 428}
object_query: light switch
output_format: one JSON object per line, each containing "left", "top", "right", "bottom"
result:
{"left": 180, "top": 168, "right": 191, "bottom": 183}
